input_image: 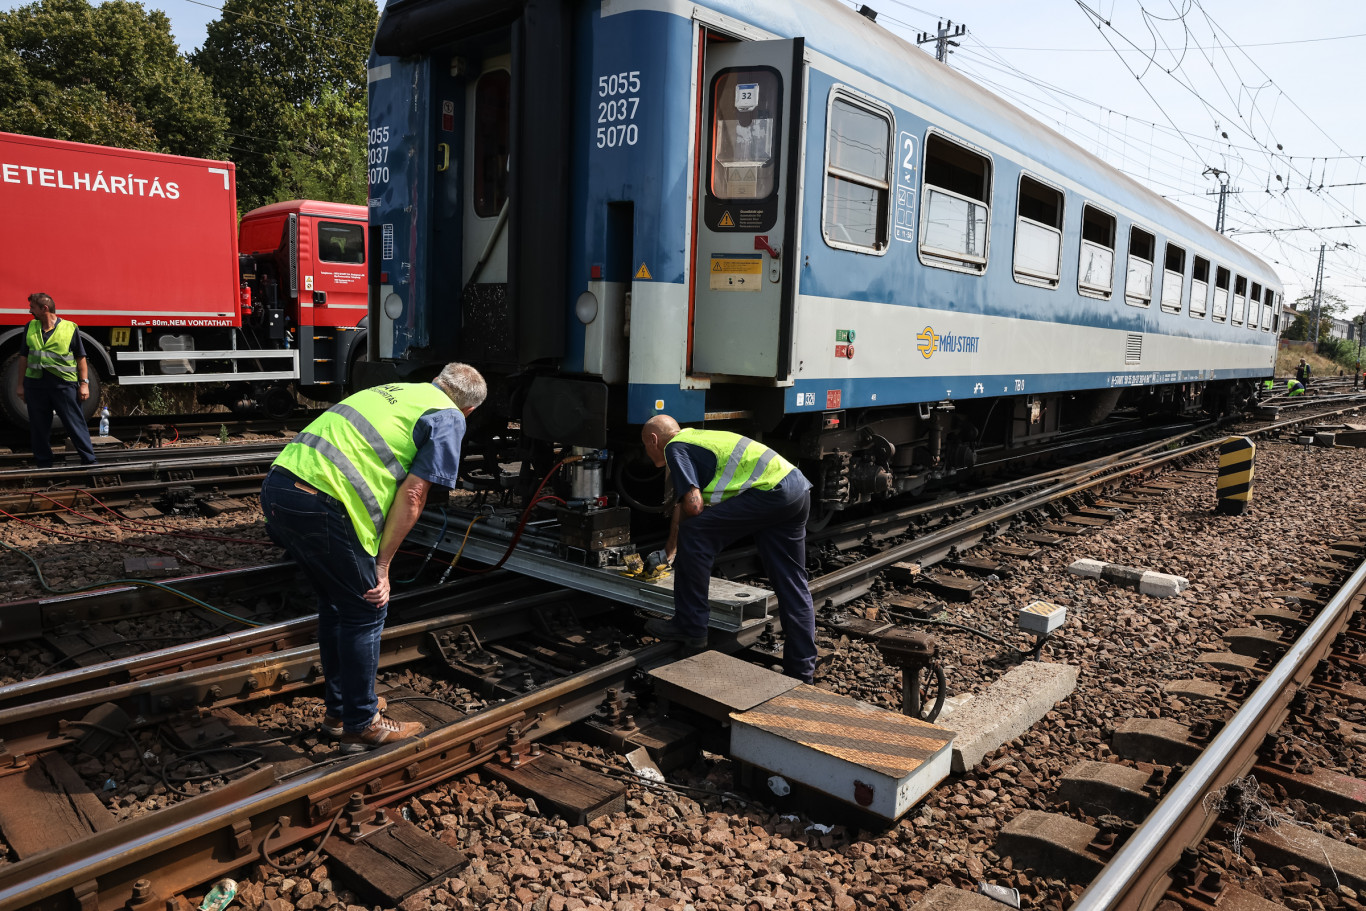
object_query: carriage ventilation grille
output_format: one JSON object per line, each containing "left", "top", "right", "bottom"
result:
{"left": 1125, "top": 334, "right": 1143, "bottom": 365}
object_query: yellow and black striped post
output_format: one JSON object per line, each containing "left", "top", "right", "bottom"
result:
{"left": 1217, "top": 436, "right": 1255, "bottom": 515}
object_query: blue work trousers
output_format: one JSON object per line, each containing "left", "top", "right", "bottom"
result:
{"left": 25, "top": 379, "right": 95, "bottom": 466}
{"left": 260, "top": 468, "right": 384, "bottom": 732}
{"left": 673, "top": 484, "right": 817, "bottom": 682}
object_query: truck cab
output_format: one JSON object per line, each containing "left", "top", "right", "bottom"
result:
{"left": 237, "top": 200, "right": 369, "bottom": 400}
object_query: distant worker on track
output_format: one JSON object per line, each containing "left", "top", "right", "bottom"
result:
{"left": 640, "top": 415, "right": 818, "bottom": 683}
{"left": 16, "top": 292, "right": 96, "bottom": 468}
{"left": 1287, "top": 378, "right": 1306, "bottom": 396}
{"left": 1295, "top": 358, "right": 1311, "bottom": 383}
{"left": 259, "top": 363, "right": 486, "bottom": 751}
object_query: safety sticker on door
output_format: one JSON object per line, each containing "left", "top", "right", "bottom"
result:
{"left": 709, "top": 254, "right": 763, "bottom": 292}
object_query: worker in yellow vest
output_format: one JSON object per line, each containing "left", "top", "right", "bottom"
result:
{"left": 260, "top": 363, "right": 486, "bottom": 751}
{"left": 16, "top": 292, "right": 96, "bottom": 467}
{"left": 640, "top": 415, "right": 817, "bottom": 682}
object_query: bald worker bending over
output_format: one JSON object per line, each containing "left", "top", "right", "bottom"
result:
{"left": 640, "top": 415, "right": 817, "bottom": 682}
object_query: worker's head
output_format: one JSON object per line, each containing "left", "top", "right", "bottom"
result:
{"left": 26, "top": 292, "right": 54, "bottom": 316}
{"left": 1300, "top": 358, "right": 1307, "bottom": 365}
{"left": 641, "top": 414, "right": 681, "bottom": 467}
{"left": 434, "top": 362, "right": 487, "bottom": 415}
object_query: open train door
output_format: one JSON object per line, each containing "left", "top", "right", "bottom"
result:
{"left": 690, "top": 37, "right": 805, "bottom": 379}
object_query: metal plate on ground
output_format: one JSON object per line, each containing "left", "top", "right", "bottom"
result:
{"left": 649, "top": 650, "right": 799, "bottom": 720}
{"left": 730, "top": 683, "right": 954, "bottom": 820}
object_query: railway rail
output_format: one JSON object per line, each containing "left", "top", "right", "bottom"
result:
{"left": 2, "top": 396, "right": 1366, "bottom": 909}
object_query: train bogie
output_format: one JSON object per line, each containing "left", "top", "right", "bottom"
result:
{"left": 367, "top": 0, "right": 1279, "bottom": 514}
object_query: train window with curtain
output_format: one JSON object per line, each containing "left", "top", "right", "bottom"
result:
{"left": 1161, "top": 243, "right": 1185, "bottom": 313}
{"left": 1078, "top": 204, "right": 1116, "bottom": 298}
{"left": 822, "top": 93, "right": 891, "bottom": 253}
{"left": 710, "top": 69, "right": 781, "bottom": 201}
{"left": 1013, "top": 174, "right": 1063, "bottom": 287}
{"left": 1213, "top": 266, "right": 1230, "bottom": 322}
{"left": 1250, "top": 283, "right": 1263, "bottom": 329}
{"left": 1125, "top": 226, "right": 1155, "bottom": 307}
{"left": 919, "top": 132, "right": 991, "bottom": 273}
{"left": 473, "top": 70, "right": 510, "bottom": 218}
{"left": 1190, "top": 256, "right": 1209, "bottom": 317}
{"left": 1262, "top": 287, "right": 1275, "bottom": 331}
{"left": 1231, "top": 275, "right": 1247, "bottom": 325}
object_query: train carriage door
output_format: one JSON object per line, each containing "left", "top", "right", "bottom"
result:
{"left": 691, "top": 38, "right": 805, "bottom": 378}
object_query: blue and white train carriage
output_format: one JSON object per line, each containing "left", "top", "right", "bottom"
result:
{"left": 365, "top": 0, "right": 1280, "bottom": 515}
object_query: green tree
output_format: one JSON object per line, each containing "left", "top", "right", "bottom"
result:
{"left": 1284, "top": 291, "right": 1347, "bottom": 343}
{"left": 194, "top": 0, "right": 376, "bottom": 210}
{"left": 273, "top": 89, "right": 368, "bottom": 205}
{"left": 0, "top": 0, "right": 226, "bottom": 157}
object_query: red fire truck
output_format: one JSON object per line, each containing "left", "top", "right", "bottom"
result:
{"left": 0, "top": 131, "right": 368, "bottom": 425}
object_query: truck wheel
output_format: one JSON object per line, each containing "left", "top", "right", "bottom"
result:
{"left": 0, "top": 354, "right": 26, "bottom": 426}
{"left": 78, "top": 370, "right": 102, "bottom": 422}
{"left": 0, "top": 355, "right": 100, "bottom": 426}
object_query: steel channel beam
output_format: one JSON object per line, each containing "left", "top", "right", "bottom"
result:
{"left": 1072, "top": 558, "right": 1366, "bottom": 911}
{"left": 0, "top": 587, "right": 575, "bottom": 764}
{"left": 0, "top": 641, "right": 676, "bottom": 911}
{"left": 403, "top": 519, "right": 773, "bottom": 631}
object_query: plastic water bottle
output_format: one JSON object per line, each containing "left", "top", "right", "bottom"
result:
{"left": 98, "top": 406, "right": 110, "bottom": 437}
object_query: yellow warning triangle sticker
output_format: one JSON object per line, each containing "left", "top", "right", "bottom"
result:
{"left": 718, "top": 211, "right": 735, "bottom": 227}
{"left": 635, "top": 262, "right": 652, "bottom": 280}
{"left": 711, "top": 260, "right": 722, "bottom": 272}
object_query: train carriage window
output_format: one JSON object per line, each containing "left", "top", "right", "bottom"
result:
{"left": 473, "top": 70, "right": 510, "bottom": 218}
{"left": 919, "top": 132, "right": 991, "bottom": 274}
{"left": 1262, "top": 287, "right": 1275, "bottom": 331}
{"left": 710, "top": 69, "right": 781, "bottom": 201}
{"left": 1212, "top": 266, "right": 1230, "bottom": 322}
{"left": 1078, "top": 204, "right": 1116, "bottom": 298}
{"left": 1190, "top": 256, "right": 1209, "bottom": 317}
{"left": 1161, "top": 243, "right": 1185, "bottom": 313}
{"left": 1272, "top": 293, "right": 1281, "bottom": 332}
{"left": 1231, "top": 275, "right": 1247, "bottom": 325}
{"left": 1250, "top": 283, "right": 1263, "bottom": 329}
{"left": 1013, "top": 174, "right": 1063, "bottom": 287}
{"left": 822, "top": 94, "right": 892, "bottom": 253}
{"left": 318, "top": 222, "right": 365, "bottom": 265}
{"left": 1125, "top": 226, "right": 1156, "bottom": 307}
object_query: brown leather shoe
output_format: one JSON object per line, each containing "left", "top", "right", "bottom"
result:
{"left": 339, "top": 713, "right": 423, "bottom": 753}
{"left": 320, "top": 696, "right": 387, "bottom": 738}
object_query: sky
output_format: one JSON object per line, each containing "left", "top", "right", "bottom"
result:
{"left": 4, "top": 0, "right": 1364, "bottom": 319}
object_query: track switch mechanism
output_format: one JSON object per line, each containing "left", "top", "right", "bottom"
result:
{"left": 876, "top": 629, "right": 946, "bottom": 722}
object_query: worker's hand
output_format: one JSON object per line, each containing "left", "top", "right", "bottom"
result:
{"left": 364, "top": 563, "right": 390, "bottom": 607}
{"left": 77, "top": 385, "right": 89, "bottom": 402}
{"left": 15, "top": 386, "right": 23, "bottom": 402}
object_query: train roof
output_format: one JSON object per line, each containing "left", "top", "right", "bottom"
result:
{"left": 717, "top": 0, "right": 1277, "bottom": 283}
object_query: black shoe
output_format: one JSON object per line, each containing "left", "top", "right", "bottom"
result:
{"left": 643, "top": 616, "right": 707, "bottom": 648}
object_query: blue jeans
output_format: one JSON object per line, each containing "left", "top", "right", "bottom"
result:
{"left": 260, "top": 468, "right": 383, "bottom": 732}
{"left": 672, "top": 484, "right": 817, "bottom": 682}
{"left": 25, "top": 379, "right": 96, "bottom": 466}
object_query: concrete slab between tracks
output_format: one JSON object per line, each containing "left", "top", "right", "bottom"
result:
{"left": 934, "top": 661, "right": 1079, "bottom": 773}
